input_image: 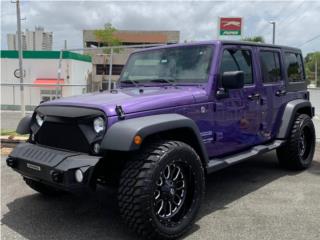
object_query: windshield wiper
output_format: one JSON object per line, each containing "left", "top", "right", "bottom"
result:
{"left": 120, "top": 80, "right": 139, "bottom": 87}
{"left": 148, "top": 78, "right": 176, "bottom": 86}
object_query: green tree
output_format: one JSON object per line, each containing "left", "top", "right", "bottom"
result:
{"left": 304, "top": 52, "right": 320, "bottom": 86}
{"left": 94, "top": 23, "right": 121, "bottom": 53}
{"left": 242, "top": 36, "right": 265, "bottom": 43}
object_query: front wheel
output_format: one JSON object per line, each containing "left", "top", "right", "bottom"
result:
{"left": 277, "top": 114, "right": 316, "bottom": 170}
{"left": 118, "top": 141, "right": 205, "bottom": 240}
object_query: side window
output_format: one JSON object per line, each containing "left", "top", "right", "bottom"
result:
{"left": 260, "top": 51, "right": 282, "bottom": 83}
{"left": 285, "top": 52, "right": 305, "bottom": 82}
{"left": 220, "top": 49, "right": 253, "bottom": 85}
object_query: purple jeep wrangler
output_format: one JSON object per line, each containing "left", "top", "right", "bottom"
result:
{"left": 7, "top": 40, "right": 316, "bottom": 239}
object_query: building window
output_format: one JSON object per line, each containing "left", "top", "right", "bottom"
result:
{"left": 285, "top": 52, "right": 305, "bottom": 82}
{"left": 260, "top": 51, "right": 282, "bottom": 83}
{"left": 40, "top": 89, "right": 61, "bottom": 102}
{"left": 96, "top": 64, "right": 124, "bottom": 75}
{"left": 96, "top": 64, "right": 108, "bottom": 75}
{"left": 220, "top": 49, "right": 253, "bottom": 85}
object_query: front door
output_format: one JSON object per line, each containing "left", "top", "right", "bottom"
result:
{"left": 212, "top": 45, "right": 263, "bottom": 157}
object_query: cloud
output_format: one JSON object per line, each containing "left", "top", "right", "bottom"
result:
{"left": 1, "top": 0, "right": 319, "bottom": 54}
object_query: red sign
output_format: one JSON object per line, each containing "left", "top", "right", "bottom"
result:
{"left": 219, "top": 17, "right": 242, "bottom": 36}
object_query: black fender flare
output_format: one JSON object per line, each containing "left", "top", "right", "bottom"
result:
{"left": 16, "top": 115, "right": 32, "bottom": 135}
{"left": 101, "top": 114, "right": 209, "bottom": 162}
{"left": 277, "top": 99, "right": 314, "bottom": 139}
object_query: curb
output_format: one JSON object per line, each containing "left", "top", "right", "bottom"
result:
{"left": 1, "top": 136, "right": 27, "bottom": 148}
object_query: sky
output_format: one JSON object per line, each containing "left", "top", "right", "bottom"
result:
{"left": 1, "top": 0, "right": 320, "bottom": 54}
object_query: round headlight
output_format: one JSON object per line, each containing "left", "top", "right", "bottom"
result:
{"left": 35, "top": 114, "right": 44, "bottom": 126}
{"left": 75, "top": 169, "right": 84, "bottom": 183}
{"left": 93, "top": 117, "right": 105, "bottom": 133}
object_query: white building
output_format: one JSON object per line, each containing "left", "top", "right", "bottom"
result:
{"left": 1, "top": 50, "right": 92, "bottom": 111}
{"left": 7, "top": 27, "right": 53, "bottom": 51}
{"left": 7, "top": 34, "right": 17, "bottom": 50}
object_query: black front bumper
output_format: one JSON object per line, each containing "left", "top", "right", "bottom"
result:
{"left": 7, "top": 143, "right": 101, "bottom": 192}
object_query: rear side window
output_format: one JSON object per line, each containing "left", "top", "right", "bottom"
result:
{"left": 220, "top": 49, "right": 253, "bottom": 85}
{"left": 285, "top": 52, "right": 305, "bottom": 82}
{"left": 260, "top": 51, "right": 282, "bottom": 83}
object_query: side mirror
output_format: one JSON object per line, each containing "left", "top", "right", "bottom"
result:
{"left": 221, "top": 71, "right": 244, "bottom": 89}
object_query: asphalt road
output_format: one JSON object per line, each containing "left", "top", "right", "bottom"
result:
{"left": 1, "top": 147, "right": 320, "bottom": 240}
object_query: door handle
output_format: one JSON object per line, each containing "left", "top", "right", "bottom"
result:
{"left": 248, "top": 93, "right": 260, "bottom": 101}
{"left": 275, "top": 90, "right": 287, "bottom": 96}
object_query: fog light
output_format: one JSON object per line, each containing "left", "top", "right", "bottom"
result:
{"left": 75, "top": 169, "right": 84, "bottom": 183}
{"left": 6, "top": 158, "right": 16, "bottom": 168}
{"left": 93, "top": 143, "right": 101, "bottom": 154}
{"left": 51, "top": 171, "right": 63, "bottom": 183}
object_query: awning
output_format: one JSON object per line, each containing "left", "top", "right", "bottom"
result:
{"left": 34, "top": 78, "right": 65, "bottom": 85}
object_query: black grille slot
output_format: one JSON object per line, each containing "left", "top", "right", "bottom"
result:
{"left": 36, "top": 122, "right": 90, "bottom": 153}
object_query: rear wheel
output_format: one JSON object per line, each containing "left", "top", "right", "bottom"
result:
{"left": 277, "top": 114, "right": 316, "bottom": 170}
{"left": 24, "top": 178, "right": 64, "bottom": 196}
{"left": 118, "top": 141, "right": 205, "bottom": 240}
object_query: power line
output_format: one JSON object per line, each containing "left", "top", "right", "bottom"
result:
{"left": 255, "top": 1, "right": 305, "bottom": 39}
{"left": 277, "top": 0, "right": 305, "bottom": 27}
{"left": 255, "top": 2, "right": 287, "bottom": 36}
{"left": 297, "top": 34, "right": 320, "bottom": 47}
{"left": 277, "top": 10, "right": 307, "bottom": 39}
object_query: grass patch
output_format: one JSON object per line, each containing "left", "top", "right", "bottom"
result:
{"left": 0, "top": 130, "right": 28, "bottom": 137}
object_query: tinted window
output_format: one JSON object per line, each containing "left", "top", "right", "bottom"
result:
{"left": 220, "top": 49, "right": 253, "bottom": 85}
{"left": 285, "top": 52, "right": 305, "bottom": 82}
{"left": 260, "top": 51, "right": 282, "bottom": 83}
{"left": 120, "top": 45, "right": 213, "bottom": 83}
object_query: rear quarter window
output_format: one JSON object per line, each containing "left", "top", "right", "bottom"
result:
{"left": 260, "top": 51, "right": 282, "bottom": 83}
{"left": 285, "top": 52, "right": 305, "bottom": 82}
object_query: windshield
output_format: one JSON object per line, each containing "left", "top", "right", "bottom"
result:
{"left": 120, "top": 45, "right": 214, "bottom": 84}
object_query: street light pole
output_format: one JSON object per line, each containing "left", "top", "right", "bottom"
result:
{"left": 15, "top": 0, "right": 25, "bottom": 116}
{"left": 269, "top": 21, "right": 276, "bottom": 45}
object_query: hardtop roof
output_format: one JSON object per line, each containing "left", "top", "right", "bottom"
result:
{"left": 219, "top": 40, "right": 301, "bottom": 52}
{"left": 133, "top": 40, "right": 301, "bottom": 53}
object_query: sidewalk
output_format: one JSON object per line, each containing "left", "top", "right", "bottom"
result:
{"left": 313, "top": 115, "right": 320, "bottom": 142}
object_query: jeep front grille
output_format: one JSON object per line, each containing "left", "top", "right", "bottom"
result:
{"left": 32, "top": 106, "right": 106, "bottom": 154}
{"left": 35, "top": 121, "right": 90, "bottom": 153}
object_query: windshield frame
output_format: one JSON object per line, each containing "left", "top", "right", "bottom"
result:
{"left": 119, "top": 44, "right": 215, "bottom": 87}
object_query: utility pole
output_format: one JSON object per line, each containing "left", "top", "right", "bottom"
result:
{"left": 14, "top": 0, "right": 25, "bottom": 116}
{"left": 315, "top": 56, "right": 318, "bottom": 87}
{"left": 269, "top": 21, "right": 276, "bottom": 45}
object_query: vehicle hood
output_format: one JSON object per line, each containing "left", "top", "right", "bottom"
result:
{"left": 41, "top": 86, "right": 207, "bottom": 117}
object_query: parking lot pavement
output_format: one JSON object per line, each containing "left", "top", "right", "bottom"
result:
{"left": 1, "top": 146, "right": 320, "bottom": 240}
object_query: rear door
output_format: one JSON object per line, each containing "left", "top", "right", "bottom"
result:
{"left": 258, "top": 47, "right": 286, "bottom": 140}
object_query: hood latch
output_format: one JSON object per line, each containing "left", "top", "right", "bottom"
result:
{"left": 115, "top": 105, "right": 125, "bottom": 120}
